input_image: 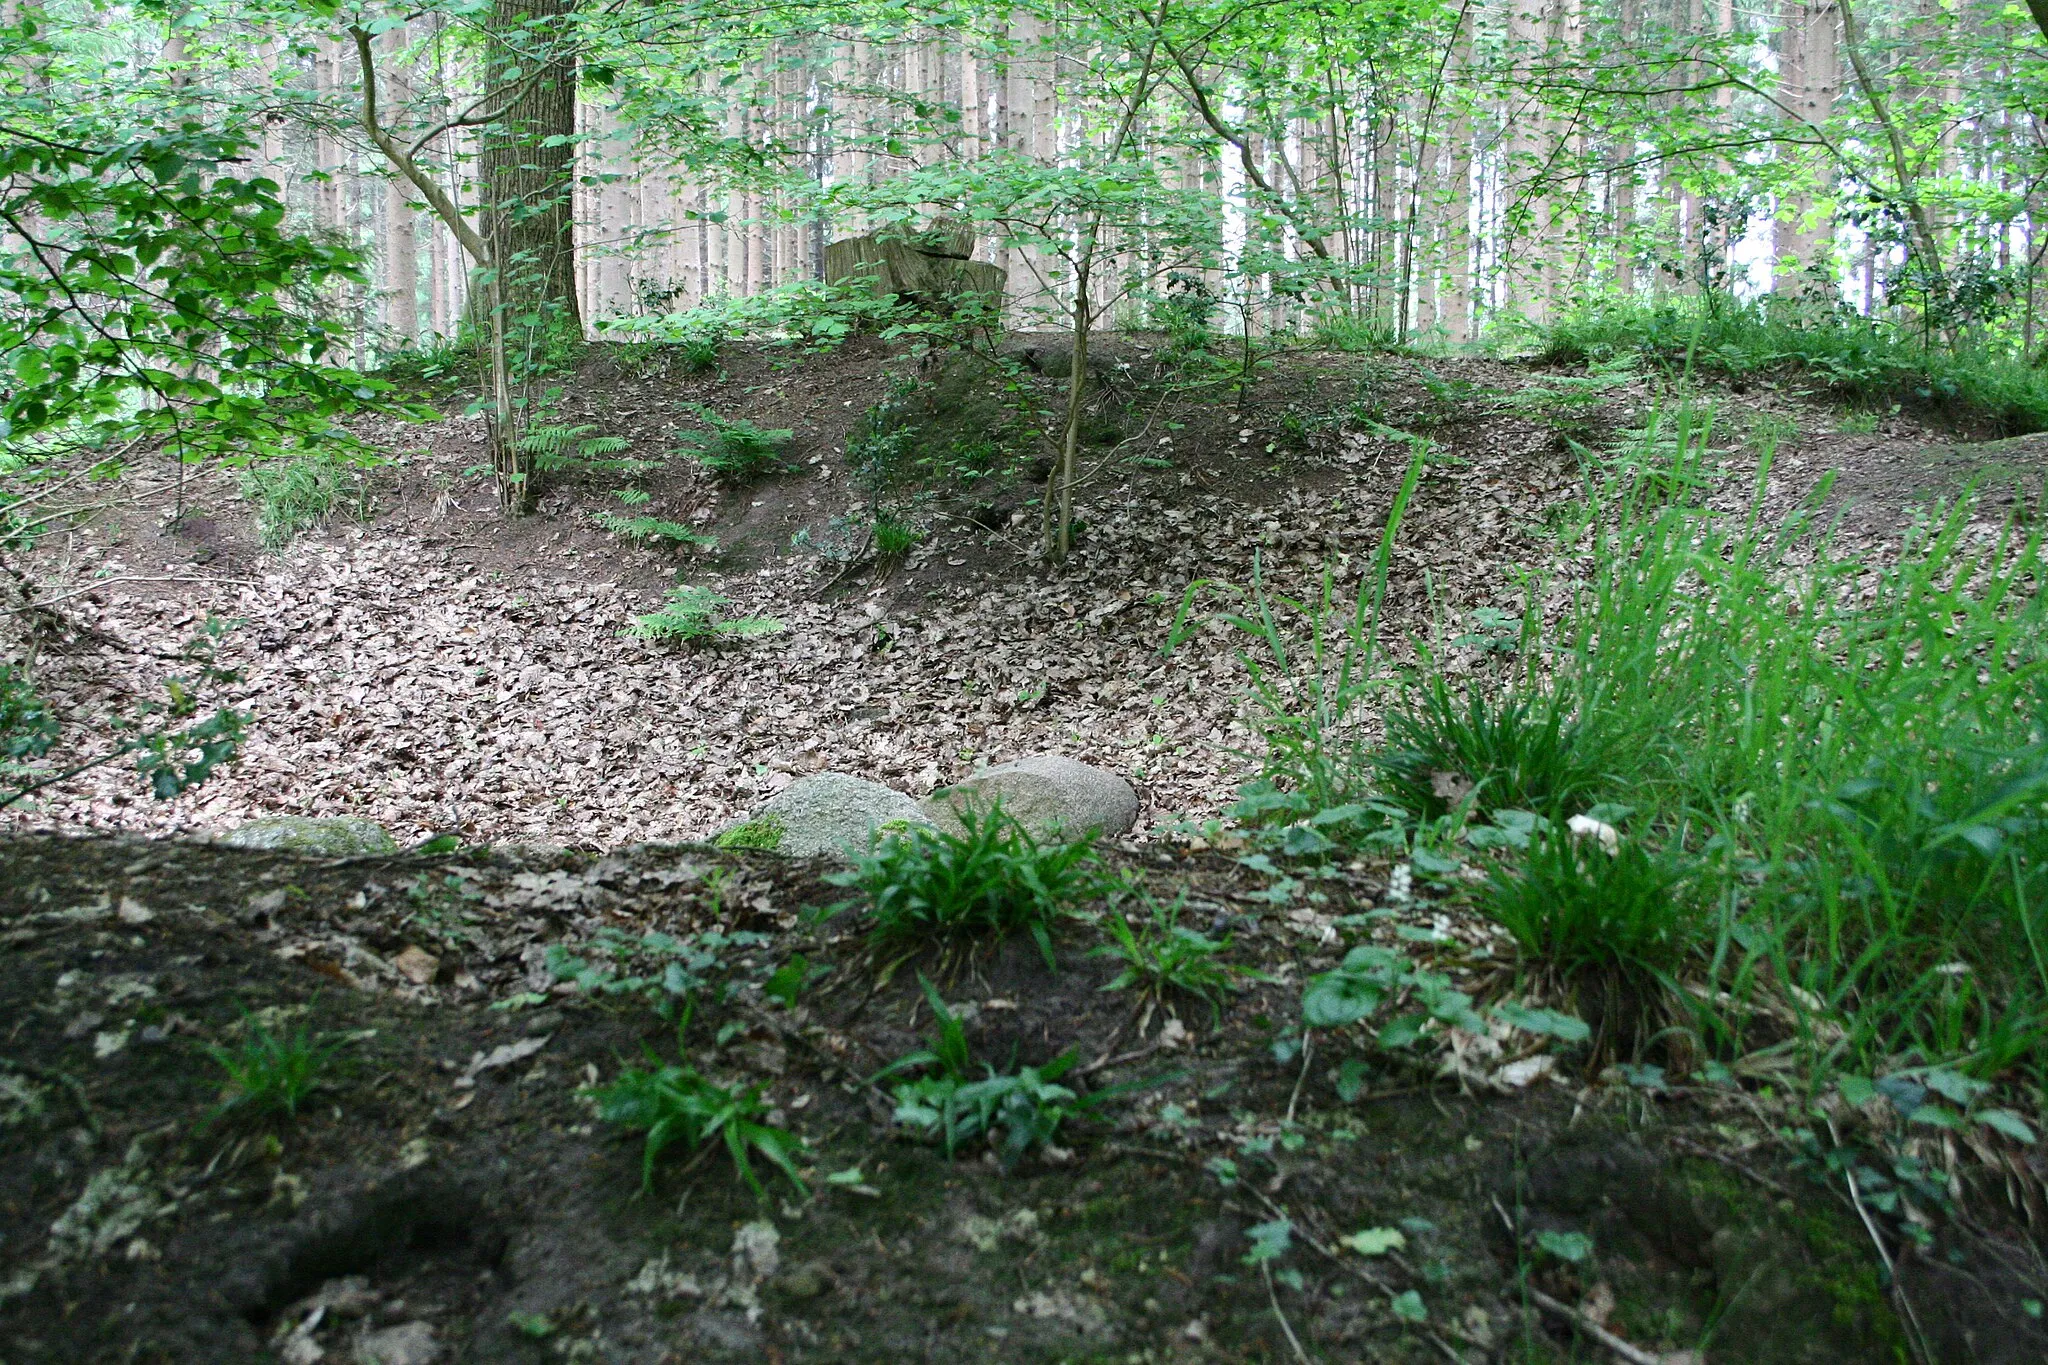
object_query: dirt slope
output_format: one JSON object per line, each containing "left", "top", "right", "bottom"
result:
{"left": 0, "top": 339, "right": 1983, "bottom": 850}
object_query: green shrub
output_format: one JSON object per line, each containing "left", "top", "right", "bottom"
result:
{"left": 237, "top": 456, "right": 373, "bottom": 547}
{"left": 828, "top": 805, "right": 1105, "bottom": 968}
{"left": 595, "top": 277, "right": 909, "bottom": 355}
{"left": 1378, "top": 679, "right": 1619, "bottom": 822}
{"left": 586, "top": 1023, "right": 805, "bottom": 1197}
{"left": 627, "top": 585, "right": 783, "bottom": 643}
{"left": 204, "top": 1014, "right": 345, "bottom": 1124}
{"left": 0, "top": 663, "right": 57, "bottom": 774}
{"left": 674, "top": 408, "right": 793, "bottom": 484}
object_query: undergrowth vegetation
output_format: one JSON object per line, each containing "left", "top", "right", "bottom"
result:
{"left": 204, "top": 1011, "right": 345, "bottom": 1124}
{"left": 1196, "top": 400, "right": 2048, "bottom": 1127}
{"left": 828, "top": 805, "right": 1106, "bottom": 968}
{"left": 1537, "top": 296, "right": 2048, "bottom": 435}
{"left": 586, "top": 1010, "right": 806, "bottom": 1197}
{"left": 626, "top": 585, "right": 783, "bottom": 643}
{"left": 236, "top": 455, "right": 374, "bottom": 548}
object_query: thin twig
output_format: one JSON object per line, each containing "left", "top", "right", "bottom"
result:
{"left": 1285, "top": 1030, "right": 1314, "bottom": 1123}
{"left": 1524, "top": 1287, "right": 1666, "bottom": 1365}
{"left": 1667, "top": 1134, "right": 1796, "bottom": 1199}
{"left": 1826, "top": 1116, "right": 1935, "bottom": 1365}
{"left": 1076, "top": 1038, "right": 1165, "bottom": 1079}
{"left": 1262, "top": 1260, "right": 1313, "bottom": 1365}
{"left": 3, "top": 574, "right": 259, "bottom": 613}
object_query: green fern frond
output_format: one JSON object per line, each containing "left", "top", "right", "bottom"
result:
{"left": 516, "top": 422, "right": 594, "bottom": 457}
{"left": 627, "top": 585, "right": 783, "bottom": 643}
{"left": 591, "top": 512, "right": 717, "bottom": 548}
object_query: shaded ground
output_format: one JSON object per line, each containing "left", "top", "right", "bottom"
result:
{"left": 8, "top": 834, "right": 2042, "bottom": 1364}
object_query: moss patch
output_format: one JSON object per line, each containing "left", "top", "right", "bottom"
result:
{"left": 713, "top": 815, "right": 785, "bottom": 851}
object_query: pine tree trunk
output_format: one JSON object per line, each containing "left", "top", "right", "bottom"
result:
{"left": 478, "top": 0, "right": 581, "bottom": 334}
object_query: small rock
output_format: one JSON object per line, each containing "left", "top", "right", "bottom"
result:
{"left": 218, "top": 817, "right": 398, "bottom": 857}
{"left": 720, "top": 773, "right": 932, "bottom": 859}
{"left": 923, "top": 754, "right": 1138, "bottom": 842}
{"left": 392, "top": 947, "right": 439, "bottom": 986}
{"left": 62, "top": 1012, "right": 105, "bottom": 1041}
{"left": 771, "top": 1261, "right": 833, "bottom": 1300}
{"left": 354, "top": 1321, "right": 439, "bottom": 1365}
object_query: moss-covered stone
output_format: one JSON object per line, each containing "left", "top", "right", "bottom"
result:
{"left": 215, "top": 815, "right": 397, "bottom": 856}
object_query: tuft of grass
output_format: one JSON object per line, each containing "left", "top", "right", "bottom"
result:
{"left": 874, "top": 976, "right": 1107, "bottom": 1170}
{"left": 1377, "top": 679, "right": 1619, "bottom": 822}
{"left": 674, "top": 408, "right": 793, "bottom": 484}
{"left": 871, "top": 511, "right": 921, "bottom": 559}
{"left": 676, "top": 330, "right": 721, "bottom": 373}
{"left": 626, "top": 585, "right": 783, "bottom": 643}
{"left": 584, "top": 1020, "right": 805, "bottom": 1197}
{"left": 828, "top": 805, "right": 1105, "bottom": 969}
{"left": 1481, "top": 826, "right": 1697, "bottom": 979}
{"left": 1165, "top": 446, "right": 1426, "bottom": 844}
{"left": 237, "top": 456, "right": 373, "bottom": 548}
{"left": 1090, "top": 889, "right": 1263, "bottom": 1021}
{"left": 1537, "top": 295, "right": 2048, "bottom": 435}
{"left": 204, "top": 1014, "right": 344, "bottom": 1123}
{"left": 1495, "top": 397, "right": 2048, "bottom": 1085}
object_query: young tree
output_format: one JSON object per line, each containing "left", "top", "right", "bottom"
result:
{"left": 844, "top": 0, "right": 1218, "bottom": 561}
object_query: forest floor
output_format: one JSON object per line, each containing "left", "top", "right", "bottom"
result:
{"left": 5, "top": 337, "right": 2048, "bottom": 1363}
{"left": 5, "top": 332, "right": 2035, "bottom": 848}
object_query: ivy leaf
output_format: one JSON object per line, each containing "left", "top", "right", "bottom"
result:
{"left": 1303, "top": 971, "right": 1383, "bottom": 1029}
{"left": 1389, "top": 1289, "right": 1428, "bottom": 1322}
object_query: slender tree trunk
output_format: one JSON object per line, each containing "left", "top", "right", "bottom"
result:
{"left": 478, "top": 0, "right": 581, "bottom": 334}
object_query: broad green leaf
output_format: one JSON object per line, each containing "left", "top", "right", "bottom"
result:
{"left": 1492, "top": 1003, "right": 1590, "bottom": 1042}
{"left": 1536, "top": 1230, "right": 1593, "bottom": 1262}
{"left": 1340, "top": 1227, "right": 1405, "bottom": 1256}
{"left": 1976, "top": 1109, "right": 2037, "bottom": 1144}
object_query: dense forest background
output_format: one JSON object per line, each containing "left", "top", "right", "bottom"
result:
{"left": 12, "top": 0, "right": 2045, "bottom": 352}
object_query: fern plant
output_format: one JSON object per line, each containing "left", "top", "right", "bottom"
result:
{"left": 590, "top": 512, "right": 717, "bottom": 549}
{"left": 627, "top": 585, "right": 784, "bottom": 643}
{"left": 517, "top": 422, "right": 658, "bottom": 474}
{"left": 674, "top": 408, "right": 793, "bottom": 484}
